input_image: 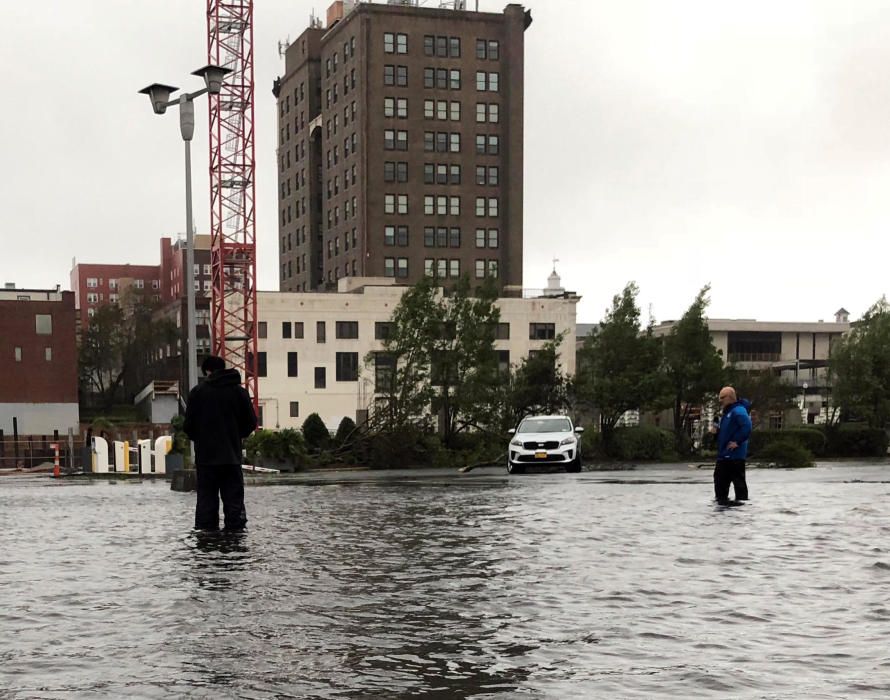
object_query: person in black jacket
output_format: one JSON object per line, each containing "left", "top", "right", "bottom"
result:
{"left": 183, "top": 355, "right": 258, "bottom": 530}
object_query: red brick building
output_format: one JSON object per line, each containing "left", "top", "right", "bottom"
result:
{"left": 0, "top": 285, "right": 79, "bottom": 435}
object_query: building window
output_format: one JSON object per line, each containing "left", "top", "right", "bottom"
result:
{"left": 384, "top": 257, "right": 395, "bottom": 277}
{"left": 336, "top": 352, "right": 359, "bottom": 381}
{"left": 397, "top": 33, "right": 407, "bottom": 54}
{"left": 450, "top": 101, "right": 460, "bottom": 121}
{"left": 317, "top": 321, "right": 326, "bottom": 343}
{"left": 424, "top": 258, "right": 434, "bottom": 276}
{"left": 475, "top": 260, "right": 485, "bottom": 279}
{"left": 258, "top": 321, "right": 267, "bottom": 338}
{"left": 375, "top": 322, "right": 394, "bottom": 340}
{"left": 488, "top": 260, "right": 499, "bottom": 278}
{"left": 14, "top": 347, "right": 22, "bottom": 362}
{"left": 289, "top": 401, "right": 300, "bottom": 418}
{"left": 450, "top": 69, "right": 461, "bottom": 90}
{"left": 86, "top": 277, "right": 98, "bottom": 288}
{"left": 384, "top": 32, "right": 395, "bottom": 53}
{"left": 336, "top": 321, "right": 359, "bottom": 339}
{"left": 424, "top": 35, "right": 435, "bottom": 56}
{"left": 282, "top": 321, "right": 292, "bottom": 339}
{"left": 530, "top": 323, "right": 556, "bottom": 340}
{"left": 450, "top": 133, "right": 460, "bottom": 153}
{"left": 397, "top": 258, "right": 408, "bottom": 278}
{"left": 35, "top": 314, "right": 52, "bottom": 335}
{"left": 315, "top": 367, "right": 326, "bottom": 389}
{"left": 287, "top": 351, "right": 299, "bottom": 377}
{"left": 152, "top": 279, "right": 161, "bottom": 289}
{"left": 495, "top": 322, "right": 510, "bottom": 340}
{"left": 257, "top": 352, "right": 267, "bottom": 377}
{"left": 396, "top": 65, "right": 407, "bottom": 86}
{"left": 449, "top": 36, "right": 461, "bottom": 57}
{"left": 45, "top": 347, "right": 52, "bottom": 362}
{"left": 449, "top": 227, "right": 461, "bottom": 247}
{"left": 375, "top": 352, "right": 396, "bottom": 393}
{"left": 449, "top": 259, "right": 460, "bottom": 278}
{"left": 384, "top": 65, "right": 395, "bottom": 86}
{"left": 437, "top": 259, "right": 447, "bottom": 279}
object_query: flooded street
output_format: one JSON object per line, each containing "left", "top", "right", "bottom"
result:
{"left": 2, "top": 464, "right": 890, "bottom": 698}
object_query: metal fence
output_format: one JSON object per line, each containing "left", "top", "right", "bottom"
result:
{"left": 0, "top": 434, "right": 86, "bottom": 472}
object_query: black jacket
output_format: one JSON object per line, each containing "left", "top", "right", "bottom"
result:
{"left": 183, "top": 369, "right": 257, "bottom": 466}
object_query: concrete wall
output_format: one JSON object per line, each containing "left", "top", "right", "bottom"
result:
{"left": 0, "top": 403, "right": 80, "bottom": 435}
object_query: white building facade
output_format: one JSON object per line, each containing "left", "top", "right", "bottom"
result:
{"left": 256, "top": 278, "right": 579, "bottom": 431}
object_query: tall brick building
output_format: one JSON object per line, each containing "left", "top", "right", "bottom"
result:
{"left": 273, "top": 1, "right": 531, "bottom": 292}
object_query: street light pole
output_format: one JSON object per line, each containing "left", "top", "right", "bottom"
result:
{"left": 180, "top": 95, "right": 199, "bottom": 394}
{"left": 139, "top": 65, "right": 231, "bottom": 397}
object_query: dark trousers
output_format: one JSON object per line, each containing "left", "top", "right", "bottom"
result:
{"left": 714, "top": 459, "right": 748, "bottom": 503}
{"left": 195, "top": 464, "right": 247, "bottom": 531}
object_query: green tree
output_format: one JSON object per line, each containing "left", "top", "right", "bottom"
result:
{"left": 724, "top": 366, "right": 797, "bottom": 429}
{"left": 661, "top": 286, "right": 726, "bottom": 451}
{"left": 507, "top": 335, "right": 572, "bottom": 426}
{"left": 365, "top": 276, "right": 502, "bottom": 444}
{"left": 366, "top": 277, "right": 439, "bottom": 433}
{"left": 301, "top": 412, "right": 331, "bottom": 450}
{"left": 830, "top": 298, "right": 890, "bottom": 428}
{"left": 78, "top": 293, "right": 176, "bottom": 409}
{"left": 574, "top": 283, "right": 665, "bottom": 447}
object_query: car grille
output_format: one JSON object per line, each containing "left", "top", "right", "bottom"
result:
{"left": 522, "top": 441, "right": 560, "bottom": 450}
{"left": 517, "top": 452, "right": 569, "bottom": 463}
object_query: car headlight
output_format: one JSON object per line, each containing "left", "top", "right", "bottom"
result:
{"left": 560, "top": 436, "right": 576, "bottom": 446}
{"left": 510, "top": 438, "right": 523, "bottom": 447}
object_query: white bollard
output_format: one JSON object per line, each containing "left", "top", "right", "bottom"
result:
{"left": 92, "top": 437, "right": 110, "bottom": 473}
{"left": 154, "top": 436, "right": 173, "bottom": 475}
{"left": 113, "top": 441, "right": 130, "bottom": 473}
{"left": 138, "top": 440, "right": 153, "bottom": 474}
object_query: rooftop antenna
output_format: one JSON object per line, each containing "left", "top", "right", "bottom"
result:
{"left": 551, "top": 257, "right": 559, "bottom": 272}
{"left": 278, "top": 36, "right": 291, "bottom": 58}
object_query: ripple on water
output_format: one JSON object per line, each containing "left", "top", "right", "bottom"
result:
{"left": 1, "top": 466, "right": 889, "bottom": 697}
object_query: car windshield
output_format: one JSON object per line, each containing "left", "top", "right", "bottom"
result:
{"left": 517, "top": 418, "right": 572, "bottom": 434}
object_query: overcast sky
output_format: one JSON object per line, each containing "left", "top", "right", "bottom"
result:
{"left": 1, "top": 0, "right": 887, "bottom": 324}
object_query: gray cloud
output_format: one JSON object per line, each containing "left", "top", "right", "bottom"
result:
{"left": 1, "top": 0, "right": 886, "bottom": 325}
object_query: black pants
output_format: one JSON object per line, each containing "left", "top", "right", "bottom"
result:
{"left": 195, "top": 464, "right": 247, "bottom": 531}
{"left": 714, "top": 459, "right": 748, "bottom": 503}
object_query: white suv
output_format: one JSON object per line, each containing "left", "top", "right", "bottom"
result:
{"left": 507, "top": 415, "right": 584, "bottom": 474}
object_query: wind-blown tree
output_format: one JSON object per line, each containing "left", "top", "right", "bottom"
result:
{"left": 79, "top": 293, "right": 177, "bottom": 410}
{"left": 830, "top": 298, "right": 890, "bottom": 428}
{"left": 574, "top": 283, "right": 665, "bottom": 448}
{"left": 661, "top": 285, "right": 726, "bottom": 451}
{"left": 366, "top": 276, "right": 501, "bottom": 443}
{"left": 724, "top": 366, "right": 797, "bottom": 429}
{"left": 505, "top": 334, "right": 571, "bottom": 427}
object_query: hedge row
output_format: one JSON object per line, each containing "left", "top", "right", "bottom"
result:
{"left": 581, "top": 426, "right": 677, "bottom": 462}
{"left": 749, "top": 427, "right": 888, "bottom": 458}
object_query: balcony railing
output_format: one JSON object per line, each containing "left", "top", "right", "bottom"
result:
{"left": 727, "top": 352, "right": 781, "bottom": 363}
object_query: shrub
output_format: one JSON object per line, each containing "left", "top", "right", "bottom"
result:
{"left": 757, "top": 440, "right": 814, "bottom": 468}
{"left": 169, "top": 415, "right": 191, "bottom": 458}
{"left": 580, "top": 430, "right": 605, "bottom": 461}
{"left": 824, "top": 426, "right": 888, "bottom": 458}
{"left": 749, "top": 429, "right": 826, "bottom": 457}
{"left": 245, "top": 428, "right": 308, "bottom": 467}
{"left": 335, "top": 416, "right": 358, "bottom": 446}
{"left": 301, "top": 413, "right": 331, "bottom": 451}
{"left": 608, "top": 426, "right": 675, "bottom": 462}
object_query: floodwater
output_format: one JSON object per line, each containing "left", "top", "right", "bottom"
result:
{"left": 2, "top": 464, "right": 890, "bottom": 698}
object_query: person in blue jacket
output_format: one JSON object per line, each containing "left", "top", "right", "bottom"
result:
{"left": 715, "top": 386, "right": 752, "bottom": 504}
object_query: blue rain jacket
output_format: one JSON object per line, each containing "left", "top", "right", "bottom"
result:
{"left": 717, "top": 399, "right": 752, "bottom": 460}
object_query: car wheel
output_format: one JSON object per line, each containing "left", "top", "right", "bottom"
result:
{"left": 507, "top": 460, "right": 525, "bottom": 475}
{"left": 565, "top": 456, "right": 582, "bottom": 473}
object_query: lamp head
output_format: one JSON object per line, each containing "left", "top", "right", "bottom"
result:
{"left": 192, "top": 64, "right": 232, "bottom": 95}
{"left": 138, "top": 83, "right": 179, "bottom": 115}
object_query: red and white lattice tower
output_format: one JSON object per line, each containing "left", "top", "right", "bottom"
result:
{"left": 206, "top": 0, "right": 258, "bottom": 410}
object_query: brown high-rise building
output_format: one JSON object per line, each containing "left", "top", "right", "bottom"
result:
{"left": 273, "top": 1, "right": 531, "bottom": 293}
